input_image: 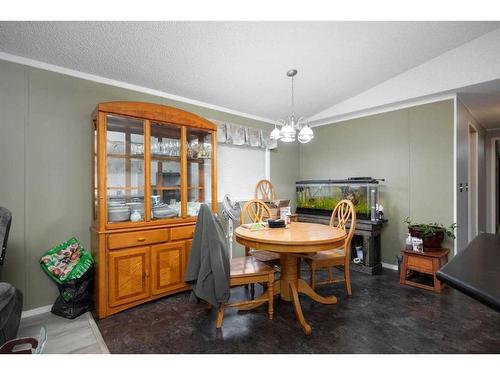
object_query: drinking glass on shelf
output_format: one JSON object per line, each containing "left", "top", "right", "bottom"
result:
{"left": 151, "top": 140, "right": 159, "bottom": 155}
{"left": 170, "top": 140, "right": 175, "bottom": 156}
{"left": 166, "top": 140, "right": 173, "bottom": 156}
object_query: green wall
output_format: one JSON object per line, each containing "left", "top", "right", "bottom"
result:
{"left": 0, "top": 59, "right": 297, "bottom": 310}
{"left": 0, "top": 57, "right": 453, "bottom": 310}
{"left": 299, "top": 100, "right": 455, "bottom": 264}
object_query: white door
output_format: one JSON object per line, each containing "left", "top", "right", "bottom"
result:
{"left": 456, "top": 106, "right": 469, "bottom": 252}
{"left": 468, "top": 123, "right": 479, "bottom": 241}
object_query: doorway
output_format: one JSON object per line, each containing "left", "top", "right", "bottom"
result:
{"left": 468, "top": 123, "right": 479, "bottom": 241}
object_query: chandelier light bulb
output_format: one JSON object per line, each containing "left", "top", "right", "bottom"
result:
{"left": 298, "top": 123, "right": 314, "bottom": 144}
{"left": 280, "top": 134, "right": 295, "bottom": 143}
{"left": 279, "top": 123, "right": 296, "bottom": 142}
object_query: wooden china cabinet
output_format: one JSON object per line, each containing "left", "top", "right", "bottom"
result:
{"left": 90, "top": 102, "right": 217, "bottom": 318}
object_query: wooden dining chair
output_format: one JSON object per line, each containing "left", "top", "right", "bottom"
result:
{"left": 241, "top": 199, "right": 280, "bottom": 271}
{"left": 191, "top": 205, "right": 274, "bottom": 330}
{"left": 302, "top": 199, "right": 356, "bottom": 295}
{"left": 255, "top": 179, "right": 276, "bottom": 202}
{"left": 216, "top": 256, "right": 274, "bottom": 329}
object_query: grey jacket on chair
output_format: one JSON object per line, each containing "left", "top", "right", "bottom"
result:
{"left": 184, "top": 204, "right": 230, "bottom": 307}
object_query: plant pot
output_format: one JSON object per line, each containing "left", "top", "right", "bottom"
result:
{"left": 408, "top": 226, "right": 445, "bottom": 250}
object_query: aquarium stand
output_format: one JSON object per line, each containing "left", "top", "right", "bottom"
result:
{"left": 297, "top": 213, "right": 387, "bottom": 275}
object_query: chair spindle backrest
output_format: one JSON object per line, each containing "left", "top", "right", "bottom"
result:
{"left": 329, "top": 199, "right": 356, "bottom": 246}
{"left": 240, "top": 199, "right": 272, "bottom": 224}
{"left": 254, "top": 179, "right": 276, "bottom": 201}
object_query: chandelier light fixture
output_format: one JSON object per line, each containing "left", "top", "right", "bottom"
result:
{"left": 270, "top": 69, "right": 314, "bottom": 144}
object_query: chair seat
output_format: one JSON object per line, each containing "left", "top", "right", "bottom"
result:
{"left": 217, "top": 256, "right": 275, "bottom": 328}
{"left": 304, "top": 247, "right": 345, "bottom": 261}
{"left": 248, "top": 249, "right": 280, "bottom": 263}
{"left": 230, "top": 256, "right": 274, "bottom": 278}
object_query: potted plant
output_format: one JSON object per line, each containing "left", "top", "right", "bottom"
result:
{"left": 403, "top": 217, "right": 457, "bottom": 250}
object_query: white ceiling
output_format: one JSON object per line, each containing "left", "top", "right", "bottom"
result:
{"left": 459, "top": 80, "right": 500, "bottom": 130}
{"left": 0, "top": 21, "right": 499, "bottom": 123}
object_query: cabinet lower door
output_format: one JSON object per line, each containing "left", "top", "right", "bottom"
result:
{"left": 151, "top": 241, "right": 186, "bottom": 295}
{"left": 108, "top": 246, "right": 151, "bottom": 307}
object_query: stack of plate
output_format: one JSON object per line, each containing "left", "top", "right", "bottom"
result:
{"left": 108, "top": 203, "right": 131, "bottom": 222}
{"left": 126, "top": 202, "right": 144, "bottom": 219}
{"left": 152, "top": 203, "right": 178, "bottom": 219}
{"left": 108, "top": 197, "right": 126, "bottom": 204}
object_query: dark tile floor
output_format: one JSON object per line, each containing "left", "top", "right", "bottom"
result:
{"left": 95, "top": 268, "right": 500, "bottom": 353}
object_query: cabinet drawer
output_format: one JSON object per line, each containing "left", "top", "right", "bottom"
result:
{"left": 407, "top": 254, "right": 433, "bottom": 274}
{"left": 108, "top": 229, "right": 169, "bottom": 250}
{"left": 170, "top": 225, "right": 196, "bottom": 241}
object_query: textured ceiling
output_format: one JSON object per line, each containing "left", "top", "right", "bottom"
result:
{"left": 0, "top": 21, "right": 499, "bottom": 122}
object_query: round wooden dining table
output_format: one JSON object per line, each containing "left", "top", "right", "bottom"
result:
{"left": 234, "top": 221, "right": 346, "bottom": 335}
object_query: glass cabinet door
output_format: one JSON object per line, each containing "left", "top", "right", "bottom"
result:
{"left": 92, "top": 120, "right": 98, "bottom": 223}
{"left": 106, "top": 115, "right": 145, "bottom": 223}
{"left": 150, "top": 122, "right": 182, "bottom": 220}
{"left": 186, "top": 128, "right": 213, "bottom": 217}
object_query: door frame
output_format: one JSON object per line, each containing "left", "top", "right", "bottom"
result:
{"left": 490, "top": 137, "right": 500, "bottom": 233}
{"left": 468, "top": 122, "right": 479, "bottom": 241}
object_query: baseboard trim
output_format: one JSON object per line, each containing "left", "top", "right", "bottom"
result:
{"left": 21, "top": 304, "right": 53, "bottom": 319}
{"left": 382, "top": 262, "right": 398, "bottom": 271}
{"left": 87, "top": 312, "right": 110, "bottom": 354}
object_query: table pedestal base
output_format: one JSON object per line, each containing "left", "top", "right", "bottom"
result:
{"left": 239, "top": 253, "right": 337, "bottom": 335}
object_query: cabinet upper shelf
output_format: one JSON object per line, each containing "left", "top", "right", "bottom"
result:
{"left": 107, "top": 153, "right": 209, "bottom": 163}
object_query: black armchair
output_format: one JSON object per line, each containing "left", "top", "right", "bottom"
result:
{"left": 0, "top": 207, "right": 23, "bottom": 347}
{"left": 0, "top": 207, "right": 12, "bottom": 277}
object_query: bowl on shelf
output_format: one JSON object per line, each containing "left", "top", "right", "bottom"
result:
{"left": 126, "top": 202, "right": 144, "bottom": 211}
{"left": 107, "top": 204, "right": 130, "bottom": 222}
{"left": 152, "top": 204, "right": 178, "bottom": 219}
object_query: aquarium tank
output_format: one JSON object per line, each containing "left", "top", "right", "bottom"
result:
{"left": 296, "top": 178, "right": 382, "bottom": 220}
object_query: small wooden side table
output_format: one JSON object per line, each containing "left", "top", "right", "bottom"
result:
{"left": 400, "top": 248, "right": 449, "bottom": 292}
